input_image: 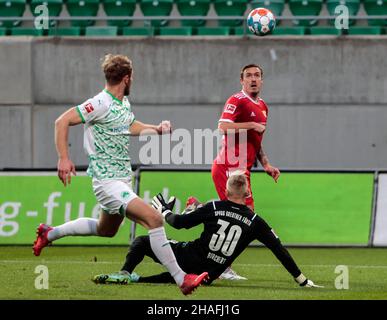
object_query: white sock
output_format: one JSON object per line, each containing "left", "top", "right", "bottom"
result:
{"left": 47, "top": 218, "right": 98, "bottom": 241}
{"left": 148, "top": 227, "right": 186, "bottom": 286}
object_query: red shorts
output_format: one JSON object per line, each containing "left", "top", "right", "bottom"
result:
{"left": 211, "top": 163, "right": 254, "bottom": 209}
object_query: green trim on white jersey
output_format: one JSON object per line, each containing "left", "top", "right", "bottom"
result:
{"left": 103, "top": 88, "right": 123, "bottom": 105}
{"left": 76, "top": 105, "right": 86, "bottom": 123}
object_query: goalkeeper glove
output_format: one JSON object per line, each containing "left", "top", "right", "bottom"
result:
{"left": 295, "top": 274, "right": 324, "bottom": 288}
{"left": 151, "top": 193, "right": 176, "bottom": 218}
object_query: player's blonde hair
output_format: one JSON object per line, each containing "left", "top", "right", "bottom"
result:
{"left": 101, "top": 54, "right": 133, "bottom": 85}
{"left": 226, "top": 171, "right": 249, "bottom": 198}
{"left": 240, "top": 64, "right": 264, "bottom": 79}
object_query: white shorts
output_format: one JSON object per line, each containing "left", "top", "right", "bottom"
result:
{"left": 92, "top": 178, "right": 138, "bottom": 215}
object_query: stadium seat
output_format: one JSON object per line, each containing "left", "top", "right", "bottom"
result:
{"left": 10, "top": 27, "right": 44, "bottom": 35}
{"left": 139, "top": 0, "right": 174, "bottom": 27}
{"left": 158, "top": 26, "right": 193, "bottom": 35}
{"left": 0, "top": 27, "right": 7, "bottom": 35}
{"left": 309, "top": 26, "right": 342, "bottom": 35}
{"left": 0, "top": 0, "right": 26, "bottom": 28}
{"left": 363, "top": 0, "right": 387, "bottom": 26}
{"left": 347, "top": 26, "right": 383, "bottom": 35}
{"left": 102, "top": 0, "right": 137, "bottom": 27}
{"left": 326, "top": 0, "right": 360, "bottom": 26}
{"left": 48, "top": 27, "right": 82, "bottom": 36}
{"left": 122, "top": 26, "right": 154, "bottom": 36}
{"left": 66, "top": 0, "right": 100, "bottom": 27}
{"left": 30, "top": 0, "right": 63, "bottom": 27}
{"left": 213, "top": 0, "right": 248, "bottom": 27}
{"left": 271, "top": 26, "right": 305, "bottom": 35}
{"left": 288, "top": 0, "right": 323, "bottom": 26}
{"left": 85, "top": 26, "right": 118, "bottom": 36}
{"left": 176, "top": 0, "right": 211, "bottom": 27}
{"left": 250, "top": 0, "right": 285, "bottom": 17}
{"left": 233, "top": 26, "right": 250, "bottom": 36}
{"left": 196, "top": 26, "right": 230, "bottom": 35}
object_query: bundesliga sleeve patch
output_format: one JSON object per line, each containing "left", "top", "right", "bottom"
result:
{"left": 224, "top": 104, "right": 237, "bottom": 114}
{"left": 84, "top": 102, "right": 94, "bottom": 113}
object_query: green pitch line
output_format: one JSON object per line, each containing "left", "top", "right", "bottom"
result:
{"left": 1, "top": 247, "right": 386, "bottom": 300}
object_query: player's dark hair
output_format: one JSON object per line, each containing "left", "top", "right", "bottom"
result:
{"left": 240, "top": 64, "right": 263, "bottom": 79}
{"left": 102, "top": 54, "right": 133, "bottom": 85}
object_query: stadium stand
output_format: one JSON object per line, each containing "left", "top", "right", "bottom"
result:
{"left": 176, "top": 0, "right": 211, "bottom": 27}
{"left": 196, "top": 25, "right": 230, "bottom": 35}
{"left": 122, "top": 26, "right": 154, "bottom": 35}
{"left": 158, "top": 26, "right": 193, "bottom": 35}
{"left": 48, "top": 26, "right": 82, "bottom": 36}
{"left": 363, "top": 0, "right": 387, "bottom": 26}
{"left": 213, "top": 0, "right": 248, "bottom": 26}
{"left": 347, "top": 26, "right": 383, "bottom": 34}
{"left": 271, "top": 26, "right": 306, "bottom": 34}
{"left": 250, "top": 0, "right": 285, "bottom": 18}
{"left": 309, "top": 26, "right": 342, "bottom": 35}
{"left": 0, "top": 0, "right": 26, "bottom": 28}
{"left": 139, "top": 0, "right": 174, "bottom": 27}
{"left": 288, "top": 0, "right": 324, "bottom": 26}
{"left": 30, "top": 0, "right": 63, "bottom": 27}
{"left": 0, "top": 0, "right": 386, "bottom": 36}
{"left": 10, "top": 26, "right": 44, "bottom": 35}
{"left": 66, "top": 0, "right": 100, "bottom": 27}
{"left": 85, "top": 25, "right": 118, "bottom": 35}
{"left": 326, "top": 0, "right": 361, "bottom": 26}
{"left": 102, "top": 0, "right": 137, "bottom": 27}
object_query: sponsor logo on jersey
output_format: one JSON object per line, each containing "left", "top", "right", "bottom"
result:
{"left": 224, "top": 104, "right": 237, "bottom": 114}
{"left": 250, "top": 111, "right": 256, "bottom": 117}
{"left": 84, "top": 103, "right": 94, "bottom": 113}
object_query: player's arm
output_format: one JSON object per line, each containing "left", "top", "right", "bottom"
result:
{"left": 151, "top": 194, "right": 209, "bottom": 229}
{"left": 218, "top": 98, "right": 265, "bottom": 134}
{"left": 218, "top": 121, "right": 266, "bottom": 134}
{"left": 55, "top": 107, "right": 82, "bottom": 186}
{"left": 130, "top": 120, "right": 172, "bottom": 136}
{"left": 256, "top": 147, "right": 280, "bottom": 182}
{"left": 254, "top": 217, "right": 322, "bottom": 288}
{"left": 164, "top": 206, "right": 209, "bottom": 229}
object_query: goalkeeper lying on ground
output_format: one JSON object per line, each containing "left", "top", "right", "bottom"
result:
{"left": 93, "top": 172, "right": 322, "bottom": 288}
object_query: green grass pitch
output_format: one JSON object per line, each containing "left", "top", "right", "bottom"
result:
{"left": 1, "top": 246, "right": 386, "bottom": 300}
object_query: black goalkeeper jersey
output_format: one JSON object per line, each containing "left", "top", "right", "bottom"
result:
{"left": 165, "top": 200, "right": 279, "bottom": 282}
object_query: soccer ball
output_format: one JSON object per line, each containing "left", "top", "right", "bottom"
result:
{"left": 247, "top": 8, "right": 276, "bottom": 36}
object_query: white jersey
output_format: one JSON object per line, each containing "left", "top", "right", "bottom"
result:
{"left": 76, "top": 89, "right": 135, "bottom": 180}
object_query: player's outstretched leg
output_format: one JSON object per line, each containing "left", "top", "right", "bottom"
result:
{"left": 126, "top": 198, "right": 209, "bottom": 295}
{"left": 33, "top": 224, "right": 53, "bottom": 256}
{"left": 93, "top": 270, "right": 138, "bottom": 285}
{"left": 180, "top": 272, "right": 209, "bottom": 295}
{"left": 32, "top": 215, "right": 121, "bottom": 256}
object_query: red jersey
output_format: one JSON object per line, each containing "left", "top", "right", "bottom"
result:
{"left": 214, "top": 90, "right": 268, "bottom": 170}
